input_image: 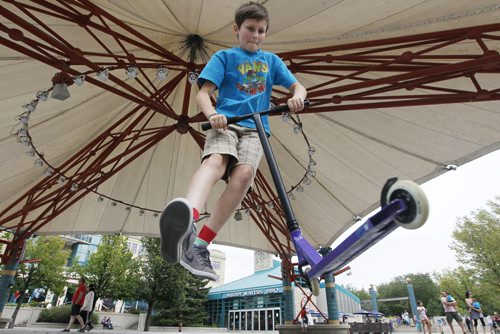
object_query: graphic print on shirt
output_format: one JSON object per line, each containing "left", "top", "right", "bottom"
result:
{"left": 236, "top": 60, "right": 268, "bottom": 95}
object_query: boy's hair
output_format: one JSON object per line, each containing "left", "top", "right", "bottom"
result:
{"left": 235, "top": 2, "right": 269, "bottom": 30}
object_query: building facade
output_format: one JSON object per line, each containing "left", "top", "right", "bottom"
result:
{"left": 206, "top": 253, "right": 360, "bottom": 331}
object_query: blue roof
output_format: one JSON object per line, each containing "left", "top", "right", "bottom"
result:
{"left": 208, "top": 260, "right": 283, "bottom": 300}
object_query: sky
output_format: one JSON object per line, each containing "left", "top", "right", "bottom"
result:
{"left": 211, "top": 149, "right": 500, "bottom": 289}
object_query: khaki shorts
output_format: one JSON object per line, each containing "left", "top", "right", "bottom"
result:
{"left": 446, "top": 312, "right": 463, "bottom": 324}
{"left": 203, "top": 124, "right": 263, "bottom": 181}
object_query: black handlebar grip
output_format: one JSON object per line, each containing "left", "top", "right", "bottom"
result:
{"left": 201, "top": 122, "right": 212, "bottom": 131}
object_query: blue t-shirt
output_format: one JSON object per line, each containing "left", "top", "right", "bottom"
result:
{"left": 198, "top": 47, "right": 297, "bottom": 134}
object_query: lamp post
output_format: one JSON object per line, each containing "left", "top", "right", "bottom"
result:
{"left": 405, "top": 278, "right": 421, "bottom": 331}
{"left": 369, "top": 284, "right": 378, "bottom": 313}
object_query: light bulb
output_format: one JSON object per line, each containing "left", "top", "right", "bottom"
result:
{"left": 36, "top": 91, "right": 48, "bottom": 102}
{"left": 73, "top": 75, "right": 85, "bottom": 86}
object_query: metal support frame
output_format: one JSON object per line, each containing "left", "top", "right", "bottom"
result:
{"left": 0, "top": 1, "right": 499, "bottom": 281}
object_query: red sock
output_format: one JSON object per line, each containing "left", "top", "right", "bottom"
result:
{"left": 196, "top": 225, "right": 217, "bottom": 244}
{"left": 193, "top": 207, "right": 200, "bottom": 221}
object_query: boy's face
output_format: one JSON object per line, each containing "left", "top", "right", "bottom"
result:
{"left": 234, "top": 18, "right": 267, "bottom": 53}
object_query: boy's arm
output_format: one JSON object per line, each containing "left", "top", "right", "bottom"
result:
{"left": 196, "top": 81, "right": 227, "bottom": 130}
{"left": 287, "top": 82, "right": 307, "bottom": 112}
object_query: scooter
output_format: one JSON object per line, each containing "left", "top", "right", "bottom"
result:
{"left": 202, "top": 101, "right": 429, "bottom": 295}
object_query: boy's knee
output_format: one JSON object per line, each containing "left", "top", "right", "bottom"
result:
{"left": 231, "top": 165, "right": 254, "bottom": 186}
{"left": 204, "top": 154, "right": 228, "bottom": 169}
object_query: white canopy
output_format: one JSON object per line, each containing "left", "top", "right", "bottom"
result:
{"left": 1, "top": 1, "right": 499, "bottom": 254}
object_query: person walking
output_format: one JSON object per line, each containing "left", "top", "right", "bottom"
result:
{"left": 300, "top": 307, "right": 309, "bottom": 332}
{"left": 417, "top": 300, "right": 432, "bottom": 334}
{"left": 80, "top": 283, "right": 95, "bottom": 331}
{"left": 62, "top": 277, "right": 86, "bottom": 332}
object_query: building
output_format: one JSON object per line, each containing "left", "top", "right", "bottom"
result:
{"left": 206, "top": 252, "right": 360, "bottom": 331}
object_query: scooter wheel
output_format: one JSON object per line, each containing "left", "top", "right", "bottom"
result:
{"left": 305, "top": 268, "right": 321, "bottom": 296}
{"left": 385, "top": 180, "right": 429, "bottom": 229}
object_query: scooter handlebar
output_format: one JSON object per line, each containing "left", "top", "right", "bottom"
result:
{"left": 201, "top": 100, "right": 310, "bottom": 131}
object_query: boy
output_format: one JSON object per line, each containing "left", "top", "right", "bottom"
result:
{"left": 159, "top": 2, "right": 307, "bottom": 280}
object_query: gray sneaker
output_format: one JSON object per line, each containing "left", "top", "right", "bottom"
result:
{"left": 180, "top": 242, "right": 218, "bottom": 282}
{"left": 159, "top": 198, "right": 192, "bottom": 263}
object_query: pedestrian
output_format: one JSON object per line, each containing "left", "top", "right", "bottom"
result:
{"left": 62, "top": 277, "right": 86, "bottom": 332}
{"left": 417, "top": 300, "right": 432, "bottom": 334}
{"left": 159, "top": 1, "right": 307, "bottom": 281}
{"left": 81, "top": 283, "right": 95, "bottom": 331}
{"left": 300, "top": 307, "right": 309, "bottom": 332}
{"left": 403, "top": 310, "right": 410, "bottom": 326}
{"left": 465, "top": 291, "right": 486, "bottom": 334}
{"left": 441, "top": 291, "right": 467, "bottom": 334}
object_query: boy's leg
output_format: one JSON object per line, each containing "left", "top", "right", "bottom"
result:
{"left": 181, "top": 164, "right": 254, "bottom": 280}
{"left": 160, "top": 153, "right": 228, "bottom": 264}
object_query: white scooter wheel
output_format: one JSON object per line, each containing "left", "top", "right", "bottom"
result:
{"left": 385, "top": 180, "right": 429, "bottom": 229}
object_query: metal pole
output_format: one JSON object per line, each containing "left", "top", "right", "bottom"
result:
{"left": 406, "top": 278, "right": 421, "bottom": 331}
{"left": 282, "top": 263, "right": 295, "bottom": 325}
{"left": 0, "top": 239, "right": 25, "bottom": 317}
{"left": 252, "top": 113, "right": 299, "bottom": 232}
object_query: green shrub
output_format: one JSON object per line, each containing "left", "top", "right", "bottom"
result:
{"left": 38, "top": 305, "right": 71, "bottom": 323}
{"left": 38, "top": 305, "right": 98, "bottom": 324}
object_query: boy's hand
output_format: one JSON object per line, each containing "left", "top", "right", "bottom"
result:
{"left": 287, "top": 96, "right": 305, "bottom": 112}
{"left": 209, "top": 113, "right": 228, "bottom": 130}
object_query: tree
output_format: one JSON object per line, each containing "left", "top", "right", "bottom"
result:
{"left": 139, "top": 237, "right": 209, "bottom": 330}
{"left": 450, "top": 197, "right": 500, "bottom": 295}
{"left": 376, "top": 273, "right": 440, "bottom": 317}
{"left": 75, "top": 235, "right": 141, "bottom": 310}
{"left": 10, "top": 236, "right": 69, "bottom": 327}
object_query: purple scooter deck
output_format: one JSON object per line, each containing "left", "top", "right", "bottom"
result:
{"left": 305, "top": 199, "right": 406, "bottom": 279}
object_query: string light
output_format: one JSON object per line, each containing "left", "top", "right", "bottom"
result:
{"left": 36, "top": 91, "right": 48, "bottom": 102}
{"left": 282, "top": 112, "right": 291, "bottom": 122}
{"left": 187, "top": 72, "right": 198, "bottom": 84}
{"left": 57, "top": 175, "right": 66, "bottom": 185}
{"left": 23, "top": 100, "right": 38, "bottom": 113}
{"left": 73, "top": 74, "right": 85, "bottom": 86}
{"left": 234, "top": 211, "right": 243, "bottom": 221}
{"left": 125, "top": 65, "right": 138, "bottom": 79}
{"left": 156, "top": 67, "right": 169, "bottom": 80}
{"left": 97, "top": 68, "right": 109, "bottom": 81}
{"left": 11, "top": 72, "right": 169, "bottom": 219}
